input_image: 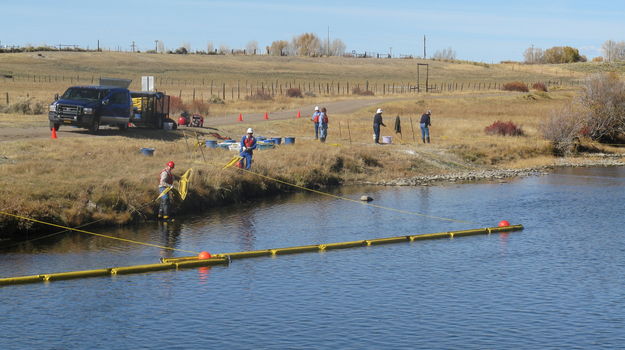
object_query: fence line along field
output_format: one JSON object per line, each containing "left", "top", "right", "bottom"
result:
{"left": 2, "top": 51, "right": 625, "bottom": 238}
{"left": 0, "top": 51, "right": 588, "bottom": 108}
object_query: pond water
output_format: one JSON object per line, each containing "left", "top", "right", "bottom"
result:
{"left": 1, "top": 167, "right": 624, "bottom": 349}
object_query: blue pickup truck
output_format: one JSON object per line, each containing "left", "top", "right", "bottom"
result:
{"left": 48, "top": 86, "right": 133, "bottom": 132}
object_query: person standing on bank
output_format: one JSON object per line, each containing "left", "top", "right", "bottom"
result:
{"left": 158, "top": 161, "right": 175, "bottom": 220}
{"left": 311, "top": 106, "right": 321, "bottom": 140}
{"left": 420, "top": 110, "right": 432, "bottom": 143}
{"left": 319, "top": 107, "right": 329, "bottom": 142}
{"left": 373, "top": 108, "right": 386, "bottom": 144}
{"left": 240, "top": 127, "right": 257, "bottom": 169}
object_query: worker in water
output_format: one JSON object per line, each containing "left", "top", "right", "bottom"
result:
{"left": 373, "top": 108, "right": 386, "bottom": 144}
{"left": 240, "top": 127, "right": 257, "bottom": 169}
{"left": 420, "top": 109, "right": 432, "bottom": 143}
{"left": 311, "top": 106, "right": 321, "bottom": 139}
{"left": 158, "top": 161, "right": 175, "bottom": 220}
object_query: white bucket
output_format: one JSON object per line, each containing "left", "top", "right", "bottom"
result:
{"left": 164, "top": 122, "right": 174, "bottom": 130}
{"left": 382, "top": 136, "right": 392, "bottom": 144}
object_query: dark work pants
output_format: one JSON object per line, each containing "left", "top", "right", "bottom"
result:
{"left": 373, "top": 124, "right": 381, "bottom": 143}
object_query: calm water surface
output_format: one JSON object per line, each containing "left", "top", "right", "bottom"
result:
{"left": 1, "top": 167, "right": 624, "bottom": 349}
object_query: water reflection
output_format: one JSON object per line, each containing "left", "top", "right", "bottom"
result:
{"left": 158, "top": 221, "right": 181, "bottom": 258}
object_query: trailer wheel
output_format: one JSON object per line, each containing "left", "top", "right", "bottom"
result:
{"left": 118, "top": 123, "right": 128, "bottom": 131}
{"left": 89, "top": 118, "right": 100, "bottom": 133}
{"left": 49, "top": 122, "right": 60, "bottom": 131}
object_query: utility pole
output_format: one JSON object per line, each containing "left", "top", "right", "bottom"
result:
{"left": 154, "top": 40, "right": 158, "bottom": 53}
{"left": 131, "top": 41, "right": 136, "bottom": 53}
{"left": 97, "top": 40, "right": 100, "bottom": 52}
{"left": 423, "top": 35, "right": 426, "bottom": 59}
{"left": 327, "top": 26, "right": 330, "bottom": 56}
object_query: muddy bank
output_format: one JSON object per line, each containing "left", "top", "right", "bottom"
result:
{"left": 2, "top": 155, "right": 624, "bottom": 243}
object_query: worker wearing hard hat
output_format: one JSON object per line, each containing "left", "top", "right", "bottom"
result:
{"left": 373, "top": 108, "right": 386, "bottom": 144}
{"left": 311, "top": 106, "right": 321, "bottom": 139}
{"left": 420, "top": 109, "right": 432, "bottom": 143}
{"left": 158, "top": 161, "right": 175, "bottom": 220}
{"left": 240, "top": 128, "right": 257, "bottom": 169}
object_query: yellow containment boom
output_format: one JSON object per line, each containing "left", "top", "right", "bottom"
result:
{"left": 0, "top": 224, "right": 523, "bottom": 287}
{"left": 156, "top": 168, "right": 192, "bottom": 201}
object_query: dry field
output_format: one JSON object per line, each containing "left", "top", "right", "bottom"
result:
{"left": 1, "top": 52, "right": 622, "bottom": 237}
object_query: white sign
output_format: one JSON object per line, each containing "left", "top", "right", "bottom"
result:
{"left": 141, "top": 76, "right": 155, "bottom": 92}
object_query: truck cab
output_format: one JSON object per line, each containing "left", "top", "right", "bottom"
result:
{"left": 48, "top": 86, "right": 132, "bottom": 132}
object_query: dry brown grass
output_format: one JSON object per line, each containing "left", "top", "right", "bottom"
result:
{"left": 2, "top": 52, "right": 623, "bottom": 237}
{"left": 0, "top": 51, "right": 586, "bottom": 113}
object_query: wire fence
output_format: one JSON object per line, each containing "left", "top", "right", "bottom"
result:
{"left": 0, "top": 73, "right": 583, "bottom": 105}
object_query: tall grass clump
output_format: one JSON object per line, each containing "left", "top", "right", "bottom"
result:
{"left": 484, "top": 121, "right": 524, "bottom": 136}
{"left": 0, "top": 97, "right": 46, "bottom": 114}
{"left": 286, "top": 88, "right": 303, "bottom": 98}
{"left": 189, "top": 100, "right": 210, "bottom": 115}
{"left": 532, "top": 82, "right": 548, "bottom": 92}
{"left": 541, "top": 106, "right": 584, "bottom": 155}
{"left": 502, "top": 81, "right": 529, "bottom": 92}
{"left": 352, "top": 87, "right": 375, "bottom": 96}
{"left": 246, "top": 90, "right": 273, "bottom": 101}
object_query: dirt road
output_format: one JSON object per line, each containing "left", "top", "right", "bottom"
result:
{"left": 0, "top": 93, "right": 512, "bottom": 142}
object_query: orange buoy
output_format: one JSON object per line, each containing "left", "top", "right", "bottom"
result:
{"left": 198, "top": 251, "right": 212, "bottom": 259}
{"left": 498, "top": 220, "right": 510, "bottom": 227}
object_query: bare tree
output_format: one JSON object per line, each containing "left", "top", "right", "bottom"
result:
{"left": 292, "top": 33, "right": 322, "bottom": 56}
{"left": 218, "top": 44, "right": 230, "bottom": 55}
{"left": 601, "top": 40, "right": 625, "bottom": 62}
{"left": 246, "top": 40, "right": 259, "bottom": 55}
{"left": 181, "top": 42, "right": 191, "bottom": 52}
{"left": 329, "top": 39, "right": 346, "bottom": 56}
{"left": 523, "top": 46, "right": 545, "bottom": 64}
{"left": 577, "top": 73, "right": 625, "bottom": 140}
{"left": 206, "top": 41, "right": 214, "bottom": 54}
{"left": 269, "top": 40, "right": 289, "bottom": 56}
{"left": 432, "top": 47, "right": 456, "bottom": 60}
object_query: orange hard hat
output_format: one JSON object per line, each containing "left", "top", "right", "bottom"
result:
{"left": 167, "top": 161, "right": 175, "bottom": 168}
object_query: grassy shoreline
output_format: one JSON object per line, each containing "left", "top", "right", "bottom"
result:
{"left": 2, "top": 53, "right": 625, "bottom": 240}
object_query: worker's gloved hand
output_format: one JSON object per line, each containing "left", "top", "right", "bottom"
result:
{"left": 242, "top": 147, "right": 247, "bottom": 152}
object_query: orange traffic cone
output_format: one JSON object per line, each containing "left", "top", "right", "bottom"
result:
{"left": 51, "top": 128, "right": 57, "bottom": 139}
{"left": 238, "top": 113, "right": 243, "bottom": 122}
{"left": 296, "top": 110, "right": 301, "bottom": 118}
{"left": 264, "top": 112, "right": 269, "bottom": 120}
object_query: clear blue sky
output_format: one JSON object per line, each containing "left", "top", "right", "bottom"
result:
{"left": 2, "top": 0, "right": 624, "bottom": 62}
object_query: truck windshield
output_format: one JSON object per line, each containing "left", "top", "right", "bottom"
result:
{"left": 61, "top": 88, "right": 109, "bottom": 101}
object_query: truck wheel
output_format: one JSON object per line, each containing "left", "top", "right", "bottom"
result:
{"left": 118, "top": 123, "right": 128, "bottom": 131}
{"left": 90, "top": 118, "right": 100, "bottom": 133}
{"left": 49, "top": 122, "right": 60, "bottom": 131}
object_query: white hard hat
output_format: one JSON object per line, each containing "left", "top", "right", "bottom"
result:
{"left": 314, "top": 106, "right": 319, "bottom": 111}
{"left": 247, "top": 128, "right": 254, "bottom": 134}
{"left": 376, "top": 108, "right": 383, "bottom": 114}
{"left": 427, "top": 110, "right": 432, "bottom": 114}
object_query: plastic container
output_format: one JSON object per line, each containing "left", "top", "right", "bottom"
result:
{"left": 284, "top": 137, "right": 295, "bottom": 144}
{"left": 382, "top": 136, "right": 392, "bottom": 144}
{"left": 140, "top": 148, "right": 155, "bottom": 156}
{"left": 257, "top": 141, "right": 275, "bottom": 150}
{"left": 205, "top": 140, "right": 218, "bottom": 148}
